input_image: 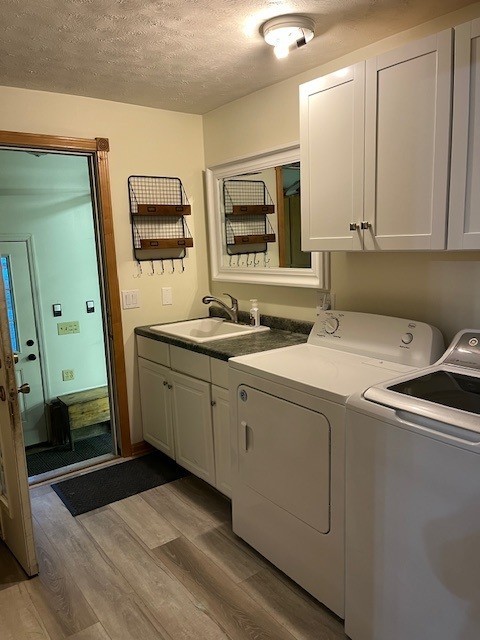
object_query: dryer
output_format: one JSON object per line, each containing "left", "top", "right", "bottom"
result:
{"left": 229, "top": 311, "right": 443, "bottom": 618}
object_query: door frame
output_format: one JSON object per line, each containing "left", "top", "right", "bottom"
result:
{"left": 0, "top": 130, "right": 132, "bottom": 457}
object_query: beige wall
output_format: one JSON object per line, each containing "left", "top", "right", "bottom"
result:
{"left": 203, "top": 2, "right": 480, "bottom": 344}
{"left": 1, "top": 86, "right": 209, "bottom": 443}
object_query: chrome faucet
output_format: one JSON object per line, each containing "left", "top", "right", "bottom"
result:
{"left": 202, "top": 293, "right": 239, "bottom": 323}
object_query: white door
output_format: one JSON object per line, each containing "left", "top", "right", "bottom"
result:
{"left": 138, "top": 357, "right": 175, "bottom": 458}
{"left": 171, "top": 370, "right": 215, "bottom": 486}
{"left": 300, "top": 62, "right": 365, "bottom": 251}
{"left": 0, "top": 274, "right": 38, "bottom": 575}
{"left": 211, "top": 384, "right": 231, "bottom": 498}
{"left": 449, "top": 19, "right": 480, "bottom": 250}
{"left": 364, "top": 30, "right": 452, "bottom": 250}
{"left": 0, "top": 241, "right": 47, "bottom": 445}
{"left": 237, "top": 385, "right": 331, "bottom": 533}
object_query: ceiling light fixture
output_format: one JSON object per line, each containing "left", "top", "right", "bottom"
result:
{"left": 262, "top": 15, "right": 315, "bottom": 59}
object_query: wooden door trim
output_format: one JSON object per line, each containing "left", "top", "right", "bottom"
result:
{"left": 0, "top": 129, "right": 132, "bottom": 457}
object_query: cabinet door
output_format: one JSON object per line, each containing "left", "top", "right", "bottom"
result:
{"left": 300, "top": 63, "right": 365, "bottom": 251}
{"left": 171, "top": 371, "right": 216, "bottom": 485}
{"left": 138, "top": 357, "right": 175, "bottom": 458}
{"left": 449, "top": 19, "right": 480, "bottom": 249}
{"left": 364, "top": 30, "right": 452, "bottom": 250}
{"left": 212, "top": 385, "right": 231, "bottom": 498}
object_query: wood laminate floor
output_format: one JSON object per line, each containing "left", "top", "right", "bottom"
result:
{"left": 0, "top": 476, "right": 347, "bottom": 640}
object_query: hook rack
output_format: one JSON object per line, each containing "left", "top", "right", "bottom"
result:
{"left": 128, "top": 175, "right": 193, "bottom": 266}
{"left": 223, "top": 179, "right": 276, "bottom": 256}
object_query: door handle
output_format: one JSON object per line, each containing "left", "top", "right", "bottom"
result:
{"left": 17, "top": 383, "right": 31, "bottom": 395}
{"left": 27, "top": 354, "right": 37, "bottom": 361}
{"left": 13, "top": 353, "right": 19, "bottom": 364}
{"left": 241, "top": 420, "right": 253, "bottom": 451}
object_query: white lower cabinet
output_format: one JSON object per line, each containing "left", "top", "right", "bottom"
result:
{"left": 170, "top": 370, "right": 215, "bottom": 485}
{"left": 211, "top": 385, "right": 232, "bottom": 498}
{"left": 138, "top": 358, "right": 175, "bottom": 458}
{"left": 137, "top": 337, "right": 231, "bottom": 496}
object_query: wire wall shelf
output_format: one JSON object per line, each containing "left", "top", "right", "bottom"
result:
{"left": 223, "top": 179, "right": 275, "bottom": 255}
{"left": 128, "top": 175, "right": 193, "bottom": 261}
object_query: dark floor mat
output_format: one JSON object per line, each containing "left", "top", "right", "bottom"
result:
{"left": 27, "top": 433, "right": 113, "bottom": 477}
{"left": 51, "top": 451, "right": 190, "bottom": 516}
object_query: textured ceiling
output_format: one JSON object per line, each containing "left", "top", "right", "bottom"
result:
{"left": 0, "top": 0, "right": 476, "bottom": 114}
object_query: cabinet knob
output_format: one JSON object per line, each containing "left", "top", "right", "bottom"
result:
{"left": 163, "top": 380, "right": 168, "bottom": 386}
{"left": 167, "top": 384, "right": 173, "bottom": 390}
{"left": 211, "top": 400, "right": 216, "bottom": 407}
{"left": 349, "top": 222, "right": 359, "bottom": 231}
{"left": 360, "top": 221, "right": 371, "bottom": 230}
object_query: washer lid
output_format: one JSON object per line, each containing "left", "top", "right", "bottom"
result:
{"left": 229, "top": 343, "right": 413, "bottom": 404}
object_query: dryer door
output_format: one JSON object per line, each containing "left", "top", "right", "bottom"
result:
{"left": 237, "top": 385, "right": 331, "bottom": 533}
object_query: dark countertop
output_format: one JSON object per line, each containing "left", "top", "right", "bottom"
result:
{"left": 135, "top": 313, "right": 311, "bottom": 362}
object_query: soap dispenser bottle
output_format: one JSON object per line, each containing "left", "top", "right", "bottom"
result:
{"left": 249, "top": 299, "right": 260, "bottom": 327}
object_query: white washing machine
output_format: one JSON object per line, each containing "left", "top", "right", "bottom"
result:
{"left": 346, "top": 329, "right": 480, "bottom": 640}
{"left": 229, "top": 310, "right": 443, "bottom": 618}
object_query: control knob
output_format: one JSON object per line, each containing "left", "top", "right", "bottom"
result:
{"left": 325, "top": 317, "right": 339, "bottom": 334}
{"left": 401, "top": 332, "right": 414, "bottom": 345}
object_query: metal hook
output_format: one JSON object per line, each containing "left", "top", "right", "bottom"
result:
{"left": 253, "top": 252, "right": 260, "bottom": 267}
{"left": 133, "top": 261, "right": 142, "bottom": 278}
{"left": 229, "top": 254, "right": 233, "bottom": 267}
{"left": 180, "top": 257, "right": 185, "bottom": 273}
{"left": 147, "top": 260, "right": 155, "bottom": 276}
{"left": 264, "top": 252, "right": 271, "bottom": 265}
{"left": 160, "top": 259, "right": 165, "bottom": 275}
{"left": 247, "top": 254, "right": 253, "bottom": 267}
{"left": 170, "top": 259, "right": 175, "bottom": 274}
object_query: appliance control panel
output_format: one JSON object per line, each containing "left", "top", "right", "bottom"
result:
{"left": 309, "top": 310, "right": 445, "bottom": 367}
{"left": 443, "top": 330, "right": 480, "bottom": 370}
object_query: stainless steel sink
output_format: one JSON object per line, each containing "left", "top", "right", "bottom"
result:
{"left": 149, "top": 318, "right": 270, "bottom": 343}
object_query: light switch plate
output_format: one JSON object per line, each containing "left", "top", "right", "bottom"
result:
{"left": 121, "top": 289, "right": 140, "bottom": 309}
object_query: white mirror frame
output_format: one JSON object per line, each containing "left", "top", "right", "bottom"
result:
{"left": 205, "top": 143, "right": 330, "bottom": 289}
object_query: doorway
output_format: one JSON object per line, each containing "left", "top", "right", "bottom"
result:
{"left": 0, "top": 134, "right": 130, "bottom": 481}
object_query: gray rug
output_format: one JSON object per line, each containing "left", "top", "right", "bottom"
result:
{"left": 51, "top": 451, "right": 190, "bottom": 516}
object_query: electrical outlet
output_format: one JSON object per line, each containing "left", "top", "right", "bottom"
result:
{"left": 57, "top": 321, "right": 80, "bottom": 335}
{"left": 62, "top": 369, "right": 75, "bottom": 381}
{"left": 162, "top": 287, "right": 173, "bottom": 305}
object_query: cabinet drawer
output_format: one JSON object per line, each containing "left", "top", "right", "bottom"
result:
{"left": 137, "top": 335, "right": 170, "bottom": 367}
{"left": 210, "top": 358, "right": 229, "bottom": 389}
{"left": 170, "top": 345, "right": 211, "bottom": 381}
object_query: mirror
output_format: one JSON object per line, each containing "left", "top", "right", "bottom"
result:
{"left": 205, "top": 144, "right": 330, "bottom": 288}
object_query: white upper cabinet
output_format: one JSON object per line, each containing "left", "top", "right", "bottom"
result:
{"left": 364, "top": 30, "right": 452, "bottom": 250}
{"left": 300, "top": 63, "right": 365, "bottom": 251}
{"left": 449, "top": 19, "right": 480, "bottom": 250}
{"left": 301, "top": 30, "right": 453, "bottom": 251}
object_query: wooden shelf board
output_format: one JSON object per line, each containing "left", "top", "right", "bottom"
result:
{"left": 229, "top": 205, "right": 275, "bottom": 215}
{"left": 140, "top": 238, "right": 193, "bottom": 249}
{"left": 231, "top": 233, "right": 276, "bottom": 245}
{"left": 135, "top": 204, "right": 191, "bottom": 216}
